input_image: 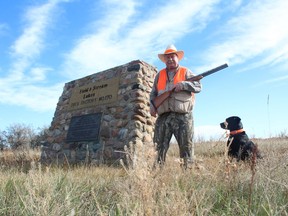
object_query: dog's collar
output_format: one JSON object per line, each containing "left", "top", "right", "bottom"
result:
{"left": 230, "top": 129, "right": 245, "bottom": 135}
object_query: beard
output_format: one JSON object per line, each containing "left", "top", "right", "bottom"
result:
{"left": 167, "top": 63, "right": 178, "bottom": 70}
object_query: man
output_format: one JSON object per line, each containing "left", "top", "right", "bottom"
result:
{"left": 150, "top": 44, "right": 202, "bottom": 168}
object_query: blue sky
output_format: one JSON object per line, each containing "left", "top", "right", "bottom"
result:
{"left": 0, "top": 0, "right": 287, "bottom": 140}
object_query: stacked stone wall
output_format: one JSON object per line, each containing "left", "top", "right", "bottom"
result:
{"left": 41, "top": 60, "right": 157, "bottom": 165}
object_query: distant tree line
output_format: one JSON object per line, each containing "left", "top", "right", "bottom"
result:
{"left": 0, "top": 123, "right": 49, "bottom": 150}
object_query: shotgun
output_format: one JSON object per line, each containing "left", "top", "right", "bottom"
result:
{"left": 151, "top": 63, "right": 228, "bottom": 110}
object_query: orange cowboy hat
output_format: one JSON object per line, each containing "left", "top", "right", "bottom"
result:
{"left": 158, "top": 44, "right": 184, "bottom": 63}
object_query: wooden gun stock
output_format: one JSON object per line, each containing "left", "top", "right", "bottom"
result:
{"left": 151, "top": 63, "right": 228, "bottom": 110}
{"left": 150, "top": 89, "right": 174, "bottom": 110}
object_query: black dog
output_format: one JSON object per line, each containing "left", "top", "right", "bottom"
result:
{"left": 220, "top": 116, "right": 262, "bottom": 161}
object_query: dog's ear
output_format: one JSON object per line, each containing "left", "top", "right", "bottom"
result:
{"left": 233, "top": 116, "right": 241, "bottom": 124}
{"left": 226, "top": 116, "right": 243, "bottom": 130}
{"left": 234, "top": 117, "right": 243, "bottom": 129}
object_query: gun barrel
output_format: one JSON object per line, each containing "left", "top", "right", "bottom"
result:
{"left": 200, "top": 63, "right": 228, "bottom": 77}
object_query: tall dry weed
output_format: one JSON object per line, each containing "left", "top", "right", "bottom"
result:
{"left": 0, "top": 138, "right": 287, "bottom": 215}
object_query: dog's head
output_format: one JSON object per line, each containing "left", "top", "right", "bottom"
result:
{"left": 220, "top": 116, "right": 243, "bottom": 131}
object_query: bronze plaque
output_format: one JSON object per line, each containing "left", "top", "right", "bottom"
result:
{"left": 68, "top": 77, "right": 119, "bottom": 110}
{"left": 66, "top": 113, "right": 102, "bottom": 142}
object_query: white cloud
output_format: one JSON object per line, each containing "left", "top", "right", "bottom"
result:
{"left": 62, "top": 0, "right": 220, "bottom": 79}
{"left": 0, "top": 0, "right": 70, "bottom": 111}
{"left": 0, "top": 79, "right": 63, "bottom": 112}
{"left": 258, "top": 75, "right": 288, "bottom": 86}
{"left": 204, "top": 0, "right": 288, "bottom": 68}
{"left": 28, "top": 67, "right": 52, "bottom": 81}
{"left": 91, "top": 0, "right": 139, "bottom": 35}
{"left": 10, "top": 1, "right": 58, "bottom": 59}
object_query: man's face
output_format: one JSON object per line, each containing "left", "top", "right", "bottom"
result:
{"left": 164, "top": 53, "right": 179, "bottom": 70}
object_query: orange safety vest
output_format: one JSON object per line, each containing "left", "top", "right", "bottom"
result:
{"left": 157, "top": 66, "right": 195, "bottom": 102}
{"left": 157, "top": 66, "right": 187, "bottom": 92}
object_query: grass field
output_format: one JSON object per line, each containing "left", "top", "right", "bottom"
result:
{"left": 0, "top": 138, "right": 287, "bottom": 215}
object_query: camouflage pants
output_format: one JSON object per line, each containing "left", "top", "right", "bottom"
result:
{"left": 153, "top": 112, "right": 194, "bottom": 164}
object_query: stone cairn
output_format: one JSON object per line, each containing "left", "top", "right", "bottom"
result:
{"left": 41, "top": 60, "right": 157, "bottom": 165}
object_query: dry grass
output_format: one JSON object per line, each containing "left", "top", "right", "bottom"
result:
{"left": 0, "top": 138, "right": 287, "bottom": 215}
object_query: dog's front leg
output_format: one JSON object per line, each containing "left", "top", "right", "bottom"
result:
{"left": 237, "top": 147, "right": 242, "bottom": 162}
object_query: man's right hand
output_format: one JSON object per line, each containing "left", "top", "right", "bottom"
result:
{"left": 150, "top": 106, "right": 157, "bottom": 117}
